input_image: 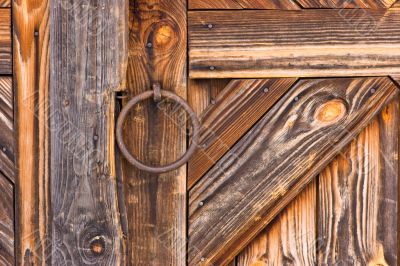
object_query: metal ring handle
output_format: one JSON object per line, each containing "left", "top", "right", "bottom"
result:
{"left": 116, "top": 89, "right": 200, "bottom": 174}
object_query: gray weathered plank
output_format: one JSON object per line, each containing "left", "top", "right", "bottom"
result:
{"left": 188, "top": 77, "right": 398, "bottom": 265}
{"left": 49, "top": 0, "right": 128, "bottom": 264}
{"left": 189, "top": 9, "right": 400, "bottom": 78}
{"left": 318, "top": 99, "right": 398, "bottom": 265}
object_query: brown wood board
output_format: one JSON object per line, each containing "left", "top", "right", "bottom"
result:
{"left": 296, "top": 0, "right": 396, "bottom": 8}
{"left": 0, "top": 172, "right": 13, "bottom": 266}
{"left": 189, "top": 0, "right": 300, "bottom": 9}
{"left": 188, "top": 78, "right": 297, "bottom": 188}
{"left": 236, "top": 180, "right": 317, "bottom": 265}
{"left": 189, "top": 9, "right": 400, "bottom": 78}
{"left": 0, "top": 77, "right": 13, "bottom": 181}
{"left": 122, "top": 0, "right": 187, "bottom": 265}
{"left": 0, "top": 9, "right": 11, "bottom": 75}
{"left": 188, "top": 77, "right": 398, "bottom": 265}
{"left": 317, "top": 99, "right": 398, "bottom": 265}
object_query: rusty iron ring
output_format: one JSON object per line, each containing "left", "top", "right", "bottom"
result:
{"left": 116, "top": 89, "right": 200, "bottom": 174}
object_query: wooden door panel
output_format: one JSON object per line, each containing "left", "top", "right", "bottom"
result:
{"left": 0, "top": 9, "right": 11, "bottom": 75}
{"left": 189, "top": 9, "right": 400, "bottom": 78}
{"left": 317, "top": 99, "right": 398, "bottom": 265}
{"left": 0, "top": 77, "right": 13, "bottom": 181}
{"left": 296, "top": 0, "right": 396, "bottom": 8}
{"left": 188, "top": 77, "right": 398, "bottom": 265}
{"left": 188, "top": 78, "right": 297, "bottom": 188}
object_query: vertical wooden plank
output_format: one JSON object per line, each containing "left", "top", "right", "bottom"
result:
{"left": 0, "top": 172, "right": 13, "bottom": 266}
{"left": 318, "top": 99, "right": 398, "bottom": 265}
{"left": 0, "top": 9, "right": 11, "bottom": 74}
{"left": 50, "top": 0, "right": 128, "bottom": 264}
{"left": 124, "top": 0, "right": 187, "bottom": 265}
{"left": 13, "top": 0, "right": 50, "bottom": 264}
{"left": 237, "top": 181, "right": 316, "bottom": 266}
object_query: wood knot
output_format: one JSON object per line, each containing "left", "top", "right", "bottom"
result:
{"left": 314, "top": 100, "right": 346, "bottom": 126}
{"left": 90, "top": 236, "right": 106, "bottom": 256}
{"left": 154, "top": 24, "right": 176, "bottom": 48}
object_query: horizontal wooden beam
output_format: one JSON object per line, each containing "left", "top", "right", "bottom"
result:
{"left": 189, "top": 9, "right": 400, "bottom": 78}
{"left": 188, "top": 77, "right": 398, "bottom": 265}
{"left": 189, "top": 0, "right": 300, "bottom": 9}
{"left": 0, "top": 9, "right": 11, "bottom": 74}
{"left": 296, "top": 0, "right": 396, "bottom": 8}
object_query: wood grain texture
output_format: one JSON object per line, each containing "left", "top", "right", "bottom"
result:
{"left": 0, "top": 172, "right": 13, "bottom": 266}
{"left": 393, "top": 0, "right": 400, "bottom": 7}
{"left": 189, "top": 9, "right": 400, "bottom": 78}
{"left": 0, "top": 77, "right": 14, "bottom": 181}
{"left": 13, "top": 0, "right": 50, "bottom": 264}
{"left": 50, "top": 0, "right": 128, "bottom": 264}
{"left": 188, "top": 78, "right": 398, "bottom": 266}
{"left": 0, "top": 0, "right": 10, "bottom": 7}
{"left": 318, "top": 99, "right": 398, "bottom": 265}
{"left": 189, "top": 0, "right": 300, "bottom": 9}
{"left": 0, "top": 9, "right": 11, "bottom": 75}
{"left": 297, "top": 0, "right": 396, "bottom": 8}
{"left": 123, "top": 0, "right": 187, "bottom": 265}
{"left": 392, "top": 75, "right": 400, "bottom": 87}
{"left": 188, "top": 78, "right": 297, "bottom": 188}
{"left": 237, "top": 180, "right": 316, "bottom": 266}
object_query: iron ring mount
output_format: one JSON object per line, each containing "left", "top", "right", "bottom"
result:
{"left": 116, "top": 85, "right": 200, "bottom": 174}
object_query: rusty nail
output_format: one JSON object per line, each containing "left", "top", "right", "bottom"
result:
{"left": 63, "top": 99, "right": 70, "bottom": 107}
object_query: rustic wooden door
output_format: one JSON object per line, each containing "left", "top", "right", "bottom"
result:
{"left": 2, "top": 0, "right": 400, "bottom": 265}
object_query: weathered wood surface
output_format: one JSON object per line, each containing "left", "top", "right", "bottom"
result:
{"left": 123, "top": 0, "right": 187, "bottom": 265}
{"left": 188, "top": 77, "right": 398, "bottom": 265}
{"left": 0, "top": 172, "right": 13, "bottom": 266}
{"left": 297, "top": 0, "right": 396, "bottom": 8}
{"left": 49, "top": 0, "right": 128, "bottom": 264}
{"left": 189, "top": 0, "right": 300, "bottom": 9}
{"left": 0, "top": 9, "right": 11, "bottom": 75}
{"left": 392, "top": 75, "right": 400, "bottom": 87}
{"left": 0, "top": 77, "right": 14, "bottom": 181}
{"left": 188, "top": 78, "right": 297, "bottom": 188}
{"left": 0, "top": 0, "right": 10, "bottom": 7}
{"left": 237, "top": 180, "right": 316, "bottom": 266}
{"left": 189, "top": 9, "right": 400, "bottom": 79}
{"left": 318, "top": 100, "right": 398, "bottom": 265}
{"left": 13, "top": 0, "right": 50, "bottom": 264}
{"left": 394, "top": 0, "right": 400, "bottom": 7}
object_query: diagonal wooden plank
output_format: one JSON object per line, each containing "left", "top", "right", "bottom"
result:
{"left": 0, "top": 0, "right": 10, "bottom": 7}
{"left": 188, "top": 78, "right": 297, "bottom": 188}
{"left": 0, "top": 77, "right": 13, "bottom": 181}
{"left": 318, "top": 99, "right": 398, "bottom": 265}
{"left": 296, "top": 0, "right": 396, "bottom": 8}
{"left": 0, "top": 172, "right": 13, "bottom": 266}
{"left": 391, "top": 75, "right": 400, "bottom": 87}
{"left": 188, "top": 77, "right": 398, "bottom": 265}
{"left": 0, "top": 9, "right": 11, "bottom": 75}
{"left": 189, "top": 0, "right": 300, "bottom": 9}
{"left": 237, "top": 180, "right": 316, "bottom": 265}
{"left": 393, "top": 0, "right": 400, "bottom": 7}
{"left": 189, "top": 9, "right": 400, "bottom": 79}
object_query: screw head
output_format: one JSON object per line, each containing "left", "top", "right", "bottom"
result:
{"left": 209, "top": 66, "right": 215, "bottom": 71}
{"left": 294, "top": 96, "right": 299, "bottom": 102}
{"left": 198, "top": 201, "right": 204, "bottom": 207}
{"left": 207, "top": 24, "right": 213, "bottom": 29}
{"left": 263, "top": 87, "right": 269, "bottom": 93}
{"left": 371, "top": 88, "right": 376, "bottom": 94}
{"left": 147, "top": 42, "right": 153, "bottom": 48}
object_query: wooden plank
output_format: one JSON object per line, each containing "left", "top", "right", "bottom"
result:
{"left": 189, "top": 9, "right": 400, "bottom": 79}
{"left": 318, "top": 99, "right": 398, "bottom": 265}
{"left": 237, "top": 180, "right": 316, "bottom": 266}
{"left": 0, "top": 77, "right": 14, "bottom": 181}
{"left": 0, "top": 9, "right": 11, "bottom": 75}
{"left": 297, "top": 0, "right": 396, "bottom": 8}
{"left": 188, "top": 78, "right": 297, "bottom": 188}
{"left": 122, "top": 0, "right": 187, "bottom": 265}
{"left": 0, "top": 0, "right": 10, "bottom": 7}
{"left": 13, "top": 0, "right": 50, "bottom": 263}
{"left": 49, "top": 0, "right": 128, "bottom": 264}
{"left": 189, "top": 0, "right": 300, "bottom": 9}
{"left": 188, "top": 77, "right": 398, "bottom": 265}
{"left": 392, "top": 75, "right": 400, "bottom": 87}
{"left": 393, "top": 0, "right": 400, "bottom": 7}
{"left": 0, "top": 172, "right": 13, "bottom": 266}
